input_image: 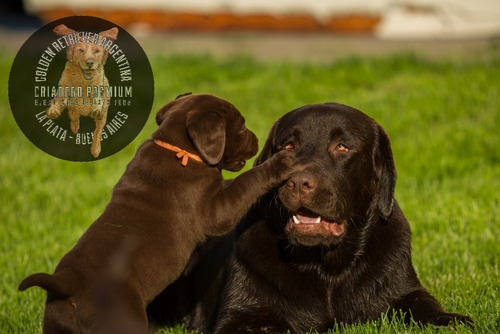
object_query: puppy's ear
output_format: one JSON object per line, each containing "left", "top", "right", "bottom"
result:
{"left": 18, "top": 270, "right": 76, "bottom": 298}
{"left": 155, "top": 104, "right": 170, "bottom": 126}
{"left": 186, "top": 109, "right": 226, "bottom": 165}
{"left": 53, "top": 24, "right": 76, "bottom": 36}
{"left": 254, "top": 121, "right": 278, "bottom": 166}
{"left": 100, "top": 27, "right": 119, "bottom": 41}
{"left": 373, "top": 125, "right": 397, "bottom": 219}
{"left": 155, "top": 94, "right": 193, "bottom": 126}
{"left": 176, "top": 92, "right": 192, "bottom": 99}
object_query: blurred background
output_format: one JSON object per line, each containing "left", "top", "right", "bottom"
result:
{"left": 1, "top": 0, "right": 499, "bottom": 60}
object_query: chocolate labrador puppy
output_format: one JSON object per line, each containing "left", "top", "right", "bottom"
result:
{"left": 18, "top": 93, "right": 294, "bottom": 333}
{"left": 151, "top": 102, "right": 472, "bottom": 333}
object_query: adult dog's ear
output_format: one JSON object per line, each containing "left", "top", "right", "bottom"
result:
{"left": 373, "top": 124, "right": 397, "bottom": 220}
{"left": 100, "top": 27, "right": 119, "bottom": 41}
{"left": 98, "top": 27, "right": 119, "bottom": 64}
{"left": 53, "top": 24, "right": 75, "bottom": 36}
{"left": 186, "top": 109, "right": 226, "bottom": 165}
{"left": 254, "top": 121, "right": 279, "bottom": 166}
{"left": 53, "top": 25, "right": 77, "bottom": 61}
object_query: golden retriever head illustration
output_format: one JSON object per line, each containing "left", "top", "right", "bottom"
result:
{"left": 53, "top": 24, "right": 118, "bottom": 80}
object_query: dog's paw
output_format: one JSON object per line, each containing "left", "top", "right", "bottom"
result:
{"left": 70, "top": 120, "right": 80, "bottom": 134}
{"left": 267, "top": 150, "right": 295, "bottom": 182}
{"left": 91, "top": 141, "right": 101, "bottom": 158}
{"left": 46, "top": 105, "right": 62, "bottom": 119}
{"left": 90, "top": 105, "right": 105, "bottom": 120}
{"left": 428, "top": 312, "right": 473, "bottom": 327}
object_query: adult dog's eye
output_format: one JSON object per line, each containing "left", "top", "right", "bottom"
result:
{"left": 336, "top": 144, "right": 349, "bottom": 152}
{"left": 283, "top": 143, "right": 294, "bottom": 150}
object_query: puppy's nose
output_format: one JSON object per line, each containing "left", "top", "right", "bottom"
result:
{"left": 86, "top": 60, "right": 94, "bottom": 67}
{"left": 287, "top": 171, "right": 317, "bottom": 196}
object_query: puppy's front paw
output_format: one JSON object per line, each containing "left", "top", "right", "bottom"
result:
{"left": 267, "top": 150, "right": 295, "bottom": 182}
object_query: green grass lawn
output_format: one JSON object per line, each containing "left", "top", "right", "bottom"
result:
{"left": 1, "top": 46, "right": 499, "bottom": 333}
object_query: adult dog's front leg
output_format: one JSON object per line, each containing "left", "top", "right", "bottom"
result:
{"left": 397, "top": 289, "right": 473, "bottom": 326}
{"left": 68, "top": 109, "right": 81, "bottom": 134}
{"left": 91, "top": 118, "right": 106, "bottom": 158}
{"left": 206, "top": 150, "right": 294, "bottom": 236}
{"left": 215, "top": 310, "right": 291, "bottom": 334}
{"left": 46, "top": 102, "right": 64, "bottom": 119}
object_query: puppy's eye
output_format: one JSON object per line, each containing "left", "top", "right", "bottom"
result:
{"left": 283, "top": 143, "right": 294, "bottom": 150}
{"left": 336, "top": 144, "right": 349, "bottom": 152}
{"left": 78, "top": 48, "right": 84, "bottom": 53}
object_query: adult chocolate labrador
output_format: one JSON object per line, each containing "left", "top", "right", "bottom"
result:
{"left": 18, "top": 93, "right": 294, "bottom": 333}
{"left": 150, "top": 102, "right": 472, "bottom": 333}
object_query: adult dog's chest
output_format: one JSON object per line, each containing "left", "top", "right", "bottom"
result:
{"left": 61, "top": 72, "right": 109, "bottom": 116}
{"left": 237, "top": 220, "right": 393, "bottom": 329}
{"left": 275, "top": 262, "right": 389, "bottom": 329}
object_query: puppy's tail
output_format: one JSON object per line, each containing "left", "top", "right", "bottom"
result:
{"left": 18, "top": 270, "right": 75, "bottom": 298}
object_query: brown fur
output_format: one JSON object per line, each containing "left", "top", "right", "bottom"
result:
{"left": 148, "top": 102, "right": 472, "bottom": 333}
{"left": 18, "top": 93, "right": 294, "bottom": 333}
{"left": 46, "top": 24, "right": 118, "bottom": 158}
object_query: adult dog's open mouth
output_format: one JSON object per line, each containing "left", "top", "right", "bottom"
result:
{"left": 285, "top": 208, "right": 345, "bottom": 238}
{"left": 82, "top": 68, "right": 96, "bottom": 80}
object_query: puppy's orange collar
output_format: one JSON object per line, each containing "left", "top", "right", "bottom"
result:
{"left": 154, "top": 139, "right": 203, "bottom": 167}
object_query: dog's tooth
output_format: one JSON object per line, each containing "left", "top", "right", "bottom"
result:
{"left": 315, "top": 217, "right": 321, "bottom": 224}
{"left": 293, "top": 215, "right": 300, "bottom": 224}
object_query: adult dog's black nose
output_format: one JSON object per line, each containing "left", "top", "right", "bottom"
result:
{"left": 287, "top": 170, "right": 317, "bottom": 197}
{"left": 86, "top": 60, "right": 94, "bottom": 67}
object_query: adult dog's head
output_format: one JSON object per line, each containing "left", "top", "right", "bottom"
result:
{"left": 256, "top": 103, "right": 396, "bottom": 247}
{"left": 53, "top": 24, "right": 118, "bottom": 81}
{"left": 154, "top": 93, "right": 258, "bottom": 171}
